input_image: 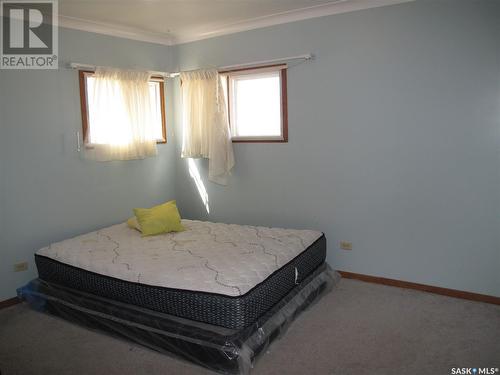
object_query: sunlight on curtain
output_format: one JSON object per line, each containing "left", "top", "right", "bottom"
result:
{"left": 85, "top": 68, "right": 158, "bottom": 161}
{"left": 180, "top": 69, "right": 234, "bottom": 185}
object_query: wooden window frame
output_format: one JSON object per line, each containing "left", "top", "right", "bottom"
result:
{"left": 220, "top": 64, "right": 288, "bottom": 143}
{"left": 78, "top": 70, "right": 167, "bottom": 145}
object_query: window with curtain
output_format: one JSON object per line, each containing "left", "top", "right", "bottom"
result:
{"left": 79, "top": 67, "right": 166, "bottom": 161}
{"left": 180, "top": 69, "right": 234, "bottom": 185}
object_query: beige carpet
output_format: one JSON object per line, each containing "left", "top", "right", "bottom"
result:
{"left": 0, "top": 278, "right": 499, "bottom": 375}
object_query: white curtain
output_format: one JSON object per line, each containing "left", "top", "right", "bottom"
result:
{"left": 180, "top": 69, "right": 234, "bottom": 185}
{"left": 85, "top": 68, "right": 158, "bottom": 161}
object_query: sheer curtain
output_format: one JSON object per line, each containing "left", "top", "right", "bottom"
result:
{"left": 85, "top": 68, "right": 158, "bottom": 161}
{"left": 180, "top": 69, "right": 234, "bottom": 185}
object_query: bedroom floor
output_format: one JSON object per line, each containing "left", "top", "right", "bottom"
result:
{"left": 0, "top": 278, "right": 498, "bottom": 375}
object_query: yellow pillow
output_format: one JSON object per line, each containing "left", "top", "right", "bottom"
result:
{"left": 127, "top": 200, "right": 177, "bottom": 233}
{"left": 133, "top": 200, "right": 184, "bottom": 236}
{"left": 126, "top": 217, "right": 142, "bottom": 232}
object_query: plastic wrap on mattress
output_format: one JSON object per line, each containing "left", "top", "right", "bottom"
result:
{"left": 18, "top": 264, "right": 339, "bottom": 375}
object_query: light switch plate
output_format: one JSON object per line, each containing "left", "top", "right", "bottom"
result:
{"left": 340, "top": 241, "right": 352, "bottom": 251}
{"left": 13, "top": 262, "right": 28, "bottom": 272}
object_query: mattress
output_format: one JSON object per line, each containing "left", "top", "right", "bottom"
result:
{"left": 35, "top": 219, "right": 326, "bottom": 329}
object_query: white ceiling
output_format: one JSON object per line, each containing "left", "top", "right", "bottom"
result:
{"left": 58, "top": 0, "right": 414, "bottom": 45}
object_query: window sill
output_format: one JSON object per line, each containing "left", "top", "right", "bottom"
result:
{"left": 232, "top": 137, "right": 287, "bottom": 143}
{"left": 84, "top": 140, "right": 167, "bottom": 149}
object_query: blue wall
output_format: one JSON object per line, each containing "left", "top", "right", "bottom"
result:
{"left": 1, "top": 0, "right": 498, "bottom": 301}
{"left": 172, "top": 0, "right": 500, "bottom": 296}
{"left": 0, "top": 28, "right": 176, "bottom": 300}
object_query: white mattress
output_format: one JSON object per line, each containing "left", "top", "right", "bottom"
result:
{"left": 37, "top": 220, "right": 322, "bottom": 297}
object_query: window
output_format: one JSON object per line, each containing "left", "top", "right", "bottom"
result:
{"left": 221, "top": 65, "right": 288, "bottom": 142}
{"left": 79, "top": 71, "right": 167, "bottom": 145}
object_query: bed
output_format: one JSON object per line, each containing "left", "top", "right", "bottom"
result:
{"left": 35, "top": 219, "right": 326, "bottom": 329}
{"left": 21, "top": 219, "right": 335, "bottom": 374}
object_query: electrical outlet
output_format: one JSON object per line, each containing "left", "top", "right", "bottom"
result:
{"left": 340, "top": 241, "right": 352, "bottom": 251}
{"left": 13, "top": 262, "right": 28, "bottom": 272}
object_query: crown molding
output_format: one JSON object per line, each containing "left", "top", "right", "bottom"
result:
{"left": 172, "top": 0, "right": 415, "bottom": 45}
{"left": 57, "top": 0, "right": 414, "bottom": 47}
{"left": 58, "top": 15, "right": 173, "bottom": 46}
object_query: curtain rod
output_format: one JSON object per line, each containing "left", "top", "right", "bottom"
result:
{"left": 68, "top": 63, "right": 170, "bottom": 78}
{"left": 169, "top": 53, "right": 313, "bottom": 77}
{"left": 69, "top": 53, "right": 313, "bottom": 78}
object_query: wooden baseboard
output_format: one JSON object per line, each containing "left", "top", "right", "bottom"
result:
{"left": 0, "top": 297, "right": 21, "bottom": 310}
{"left": 338, "top": 270, "right": 500, "bottom": 306}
